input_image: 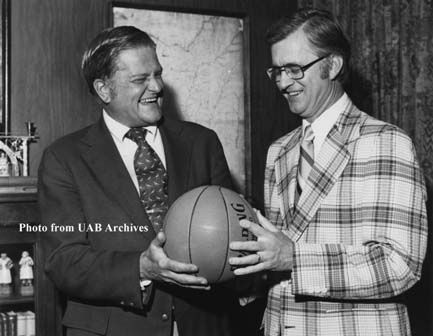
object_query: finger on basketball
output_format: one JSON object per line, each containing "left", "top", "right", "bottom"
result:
{"left": 166, "top": 271, "right": 208, "bottom": 287}
{"left": 229, "top": 253, "right": 261, "bottom": 266}
{"left": 166, "top": 259, "right": 199, "bottom": 274}
{"left": 229, "top": 240, "right": 260, "bottom": 252}
{"left": 233, "top": 264, "right": 264, "bottom": 276}
{"left": 256, "top": 211, "right": 278, "bottom": 232}
{"left": 239, "top": 220, "right": 268, "bottom": 236}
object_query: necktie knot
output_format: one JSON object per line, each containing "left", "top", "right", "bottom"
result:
{"left": 303, "top": 125, "right": 315, "bottom": 143}
{"left": 126, "top": 127, "right": 147, "bottom": 144}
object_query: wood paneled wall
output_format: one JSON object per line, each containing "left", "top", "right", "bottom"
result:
{"left": 10, "top": 0, "right": 298, "bottom": 209}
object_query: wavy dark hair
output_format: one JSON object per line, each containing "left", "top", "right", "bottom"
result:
{"left": 82, "top": 26, "right": 156, "bottom": 95}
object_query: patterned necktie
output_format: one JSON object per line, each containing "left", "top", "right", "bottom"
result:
{"left": 126, "top": 127, "right": 168, "bottom": 232}
{"left": 297, "top": 125, "right": 315, "bottom": 194}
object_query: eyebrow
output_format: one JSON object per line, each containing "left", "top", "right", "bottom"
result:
{"left": 130, "top": 68, "right": 163, "bottom": 78}
{"left": 271, "top": 62, "right": 301, "bottom": 68}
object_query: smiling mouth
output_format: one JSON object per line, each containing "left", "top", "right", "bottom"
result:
{"left": 286, "top": 90, "right": 302, "bottom": 97}
{"left": 139, "top": 97, "right": 159, "bottom": 104}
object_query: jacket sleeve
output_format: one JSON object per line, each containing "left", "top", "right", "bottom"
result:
{"left": 38, "top": 147, "right": 144, "bottom": 308}
{"left": 291, "top": 128, "right": 428, "bottom": 299}
{"left": 208, "top": 130, "right": 234, "bottom": 190}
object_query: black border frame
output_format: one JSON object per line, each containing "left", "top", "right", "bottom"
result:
{"left": 1, "top": 0, "right": 10, "bottom": 135}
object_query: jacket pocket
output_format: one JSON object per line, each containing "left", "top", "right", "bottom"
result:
{"left": 63, "top": 301, "right": 111, "bottom": 335}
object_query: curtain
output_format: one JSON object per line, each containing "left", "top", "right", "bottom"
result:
{"left": 297, "top": 0, "right": 433, "bottom": 187}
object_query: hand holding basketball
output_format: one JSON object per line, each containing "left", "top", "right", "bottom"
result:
{"left": 139, "top": 231, "right": 210, "bottom": 289}
{"left": 229, "top": 211, "right": 295, "bottom": 275}
{"left": 163, "top": 186, "right": 257, "bottom": 283}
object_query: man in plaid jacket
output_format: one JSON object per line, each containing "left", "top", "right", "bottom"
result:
{"left": 230, "top": 8, "right": 427, "bottom": 336}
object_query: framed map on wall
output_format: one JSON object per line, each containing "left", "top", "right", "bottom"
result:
{"left": 112, "top": 4, "right": 250, "bottom": 195}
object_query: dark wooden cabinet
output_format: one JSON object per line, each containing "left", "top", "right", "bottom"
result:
{"left": 0, "top": 177, "right": 61, "bottom": 335}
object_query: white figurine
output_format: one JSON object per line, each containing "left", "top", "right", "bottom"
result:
{"left": 0, "top": 252, "right": 13, "bottom": 286}
{"left": 0, "top": 152, "right": 9, "bottom": 176}
{"left": 19, "top": 251, "right": 34, "bottom": 286}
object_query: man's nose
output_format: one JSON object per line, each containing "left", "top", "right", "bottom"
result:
{"left": 148, "top": 76, "right": 163, "bottom": 92}
{"left": 277, "top": 71, "right": 295, "bottom": 90}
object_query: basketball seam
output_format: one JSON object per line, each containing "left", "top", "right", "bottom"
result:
{"left": 188, "top": 186, "right": 210, "bottom": 266}
{"left": 216, "top": 186, "right": 230, "bottom": 283}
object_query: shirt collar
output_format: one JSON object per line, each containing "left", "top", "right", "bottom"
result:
{"left": 103, "top": 110, "right": 159, "bottom": 142}
{"left": 302, "top": 92, "right": 349, "bottom": 137}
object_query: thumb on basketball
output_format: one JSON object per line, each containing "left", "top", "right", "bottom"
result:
{"left": 152, "top": 231, "right": 166, "bottom": 248}
{"left": 255, "top": 210, "right": 278, "bottom": 233}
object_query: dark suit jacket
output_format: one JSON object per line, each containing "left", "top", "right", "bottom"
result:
{"left": 38, "top": 117, "right": 241, "bottom": 336}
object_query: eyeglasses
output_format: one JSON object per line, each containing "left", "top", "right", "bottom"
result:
{"left": 266, "top": 55, "right": 330, "bottom": 81}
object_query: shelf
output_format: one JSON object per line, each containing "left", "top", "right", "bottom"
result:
{"left": 0, "top": 177, "right": 37, "bottom": 202}
{"left": 0, "top": 177, "right": 60, "bottom": 335}
{"left": 0, "top": 293, "right": 34, "bottom": 306}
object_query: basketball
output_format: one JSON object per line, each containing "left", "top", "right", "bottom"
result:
{"left": 163, "top": 185, "right": 257, "bottom": 283}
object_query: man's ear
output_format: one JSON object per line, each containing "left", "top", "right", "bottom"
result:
{"left": 93, "top": 79, "right": 112, "bottom": 104}
{"left": 329, "top": 54, "right": 343, "bottom": 81}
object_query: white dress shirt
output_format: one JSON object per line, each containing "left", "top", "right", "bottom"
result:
{"left": 104, "top": 112, "right": 179, "bottom": 335}
{"left": 302, "top": 93, "right": 350, "bottom": 160}
{"left": 103, "top": 111, "right": 167, "bottom": 194}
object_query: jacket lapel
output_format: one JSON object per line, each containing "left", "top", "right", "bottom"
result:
{"left": 274, "top": 128, "right": 302, "bottom": 226}
{"left": 80, "top": 118, "right": 155, "bottom": 238}
{"left": 286, "top": 101, "right": 361, "bottom": 242}
{"left": 159, "top": 118, "right": 192, "bottom": 205}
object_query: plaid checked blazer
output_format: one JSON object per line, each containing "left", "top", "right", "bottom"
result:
{"left": 263, "top": 99, "right": 428, "bottom": 336}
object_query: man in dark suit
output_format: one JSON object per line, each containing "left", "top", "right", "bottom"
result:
{"left": 38, "top": 26, "right": 240, "bottom": 336}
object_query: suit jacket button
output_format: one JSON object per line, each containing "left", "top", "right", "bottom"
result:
{"left": 120, "top": 301, "right": 125, "bottom": 305}
{"left": 161, "top": 313, "right": 169, "bottom": 321}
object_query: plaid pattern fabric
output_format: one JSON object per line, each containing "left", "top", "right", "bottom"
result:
{"left": 263, "top": 100, "right": 428, "bottom": 336}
